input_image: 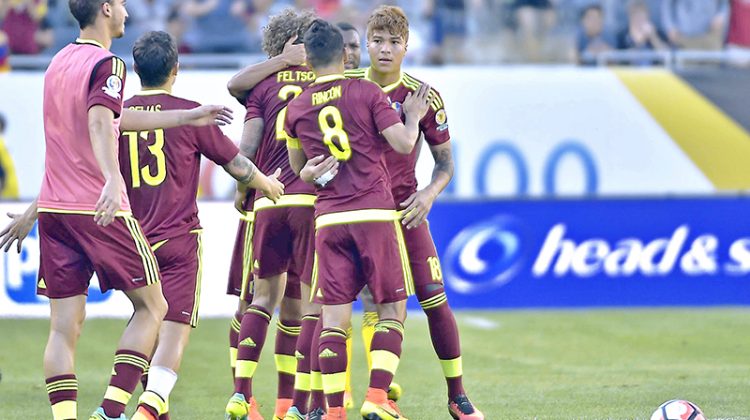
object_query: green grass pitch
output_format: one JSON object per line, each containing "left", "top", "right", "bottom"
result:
{"left": 1, "top": 309, "right": 749, "bottom": 419}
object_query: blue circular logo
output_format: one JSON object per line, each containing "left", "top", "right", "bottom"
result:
{"left": 444, "top": 216, "right": 525, "bottom": 294}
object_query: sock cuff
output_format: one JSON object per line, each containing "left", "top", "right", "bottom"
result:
{"left": 231, "top": 315, "right": 242, "bottom": 333}
{"left": 374, "top": 319, "right": 404, "bottom": 337}
{"left": 246, "top": 305, "right": 272, "bottom": 322}
{"left": 113, "top": 350, "right": 150, "bottom": 371}
{"left": 46, "top": 375, "right": 78, "bottom": 393}
{"left": 320, "top": 327, "right": 348, "bottom": 340}
{"left": 419, "top": 291, "right": 448, "bottom": 310}
{"left": 302, "top": 314, "right": 320, "bottom": 322}
{"left": 277, "top": 319, "right": 302, "bottom": 336}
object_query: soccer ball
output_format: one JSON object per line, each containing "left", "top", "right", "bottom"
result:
{"left": 650, "top": 400, "right": 705, "bottom": 420}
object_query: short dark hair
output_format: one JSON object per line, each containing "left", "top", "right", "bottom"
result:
{"left": 336, "top": 22, "right": 358, "bottom": 34}
{"left": 0, "top": 113, "right": 6, "bottom": 133}
{"left": 69, "top": 0, "right": 108, "bottom": 29}
{"left": 133, "top": 31, "right": 178, "bottom": 88}
{"left": 304, "top": 19, "right": 344, "bottom": 69}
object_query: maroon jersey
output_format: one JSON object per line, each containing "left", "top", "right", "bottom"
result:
{"left": 119, "top": 91, "right": 239, "bottom": 242}
{"left": 285, "top": 74, "right": 402, "bottom": 216}
{"left": 345, "top": 68, "right": 450, "bottom": 203}
{"left": 245, "top": 65, "right": 316, "bottom": 198}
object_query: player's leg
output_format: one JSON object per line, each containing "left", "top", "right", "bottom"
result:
{"left": 311, "top": 222, "right": 364, "bottom": 420}
{"left": 318, "top": 303, "right": 353, "bottom": 420}
{"left": 45, "top": 296, "right": 86, "bottom": 420}
{"left": 274, "top": 292, "right": 301, "bottom": 419}
{"left": 407, "top": 223, "right": 483, "bottom": 419}
{"left": 230, "top": 206, "right": 292, "bottom": 418}
{"left": 360, "top": 287, "right": 378, "bottom": 371}
{"left": 227, "top": 216, "right": 254, "bottom": 379}
{"left": 133, "top": 231, "right": 203, "bottom": 420}
{"left": 92, "top": 215, "right": 167, "bottom": 420}
{"left": 37, "top": 213, "right": 92, "bottom": 420}
{"left": 357, "top": 220, "right": 411, "bottom": 420}
{"left": 287, "top": 282, "right": 321, "bottom": 419}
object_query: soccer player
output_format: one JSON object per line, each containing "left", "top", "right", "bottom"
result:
{"left": 0, "top": 1, "right": 234, "bottom": 419}
{"left": 338, "top": 22, "right": 361, "bottom": 70}
{"left": 342, "top": 6, "right": 485, "bottom": 419}
{"left": 284, "top": 19, "right": 430, "bottom": 420}
{"left": 223, "top": 18, "right": 309, "bottom": 419}
{"left": 222, "top": 9, "right": 318, "bottom": 420}
{"left": 115, "top": 31, "right": 284, "bottom": 420}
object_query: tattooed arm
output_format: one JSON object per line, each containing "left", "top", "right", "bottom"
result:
{"left": 222, "top": 154, "right": 284, "bottom": 203}
{"left": 400, "top": 141, "right": 454, "bottom": 229}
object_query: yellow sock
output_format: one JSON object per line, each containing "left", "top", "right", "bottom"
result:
{"left": 362, "top": 312, "right": 378, "bottom": 371}
{"left": 345, "top": 326, "right": 353, "bottom": 394}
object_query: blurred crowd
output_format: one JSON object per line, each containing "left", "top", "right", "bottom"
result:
{"left": 0, "top": 0, "right": 749, "bottom": 67}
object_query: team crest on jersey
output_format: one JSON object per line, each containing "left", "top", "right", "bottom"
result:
{"left": 435, "top": 108, "right": 449, "bottom": 131}
{"left": 388, "top": 97, "right": 403, "bottom": 115}
{"left": 103, "top": 75, "right": 122, "bottom": 99}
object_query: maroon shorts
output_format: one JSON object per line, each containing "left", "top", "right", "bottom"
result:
{"left": 37, "top": 212, "right": 160, "bottom": 298}
{"left": 313, "top": 215, "right": 412, "bottom": 305}
{"left": 403, "top": 222, "right": 443, "bottom": 289}
{"left": 252, "top": 203, "right": 315, "bottom": 301}
{"left": 227, "top": 214, "right": 254, "bottom": 303}
{"left": 153, "top": 230, "right": 202, "bottom": 327}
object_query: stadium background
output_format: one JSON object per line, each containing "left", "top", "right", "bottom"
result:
{"left": 1, "top": 0, "right": 750, "bottom": 418}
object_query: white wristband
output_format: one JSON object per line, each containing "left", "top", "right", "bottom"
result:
{"left": 314, "top": 170, "right": 335, "bottom": 187}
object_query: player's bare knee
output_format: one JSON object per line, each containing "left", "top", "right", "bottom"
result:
{"left": 376, "top": 301, "right": 407, "bottom": 322}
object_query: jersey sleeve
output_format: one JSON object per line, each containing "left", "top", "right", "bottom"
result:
{"left": 87, "top": 56, "right": 126, "bottom": 117}
{"left": 197, "top": 125, "right": 240, "bottom": 165}
{"left": 366, "top": 83, "right": 402, "bottom": 133}
{"left": 420, "top": 88, "right": 450, "bottom": 146}
{"left": 284, "top": 99, "right": 301, "bottom": 150}
{"left": 244, "top": 84, "right": 266, "bottom": 122}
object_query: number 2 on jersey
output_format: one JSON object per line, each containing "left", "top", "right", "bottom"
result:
{"left": 124, "top": 129, "right": 166, "bottom": 188}
{"left": 318, "top": 106, "right": 351, "bottom": 161}
{"left": 275, "top": 85, "right": 304, "bottom": 142}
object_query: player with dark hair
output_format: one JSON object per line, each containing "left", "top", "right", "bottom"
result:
{"left": 337, "top": 22, "right": 361, "bottom": 70}
{"left": 224, "top": 9, "right": 317, "bottom": 420}
{"left": 117, "top": 30, "right": 284, "bottom": 420}
{"left": 0, "top": 1, "right": 233, "bottom": 419}
{"left": 285, "top": 18, "right": 430, "bottom": 420}
{"left": 341, "top": 6, "right": 485, "bottom": 419}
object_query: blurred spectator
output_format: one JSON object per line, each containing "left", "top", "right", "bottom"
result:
{"left": 0, "top": 113, "right": 19, "bottom": 199}
{"left": 0, "top": 30, "right": 9, "bottom": 71}
{"left": 127, "top": 0, "right": 174, "bottom": 33}
{"left": 181, "top": 0, "right": 253, "bottom": 52}
{"left": 617, "top": 0, "right": 667, "bottom": 54}
{"left": 512, "top": 0, "right": 558, "bottom": 61}
{"left": 0, "top": 0, "right": 54, "bottom": 54}
{"left": 661, "top": 0, "right": 728, "bottom": 50}
{"left": 576, "top": 4, "right": 614, "bottom": 65}
{"left": 425, "top": 0, "right": 468, "bottom": 63}
{"left": 726, "top": 0, "right": 750, "bottom": 66}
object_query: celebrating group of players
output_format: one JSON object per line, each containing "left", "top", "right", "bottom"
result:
{"left": 0, "top": 1, "right": 484, "bottom": 419}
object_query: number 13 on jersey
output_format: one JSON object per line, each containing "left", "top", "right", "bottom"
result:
{"left": 124, "top": 129, "right": 167, "bottom": 188}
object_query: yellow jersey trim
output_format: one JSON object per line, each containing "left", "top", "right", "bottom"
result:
{"left": 151, "top": 239, "right": 168, "bottom": 252}
{"left": 134, "top": 89, "right": 171, "bottom": 96}
{"left": 313, "top": 74, "right": 346, "bottom": 85}
{"left": 315, "top": 209, "right": 399, "bottom": 229}
{"left": 254, "top": 194, "right": 316, "bottom": 211}
{"left": 37, "top": 208, "right": 133, "bottom": 217}
{"left": 365, "top": 67, "right": 403, "bottom": 93}
{"left": 239, "top": 211, "right": 255, "bottom": 223}
{"left": 76, "top": 38, "right": 106, "bottom": 49}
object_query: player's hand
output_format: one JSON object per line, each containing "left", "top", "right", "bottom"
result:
{"left": 400, "top": 188, "right": 437, "bottom": 229}
{"left": 234, "top": 187, "right": 246, "bottom": 213}
{"left": 300, "top": 155, "right": 339, "bottom": 186}
{"left": 281, "top": 35, "right": 306, "bottom": 67}
{"left": 185, "top": 105, "right": 234, "bottom": 127}
{"left": 402, "top": 83, "right": 431, "bottom": 121}
{"left": 94, "top": 179, "right": 121, "bottom": 227}
{"left": 262, "top": 168, "right": 285, "bottom": 203}
{"left": 0, "top": 209, "right": 37, "bottom": 253}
